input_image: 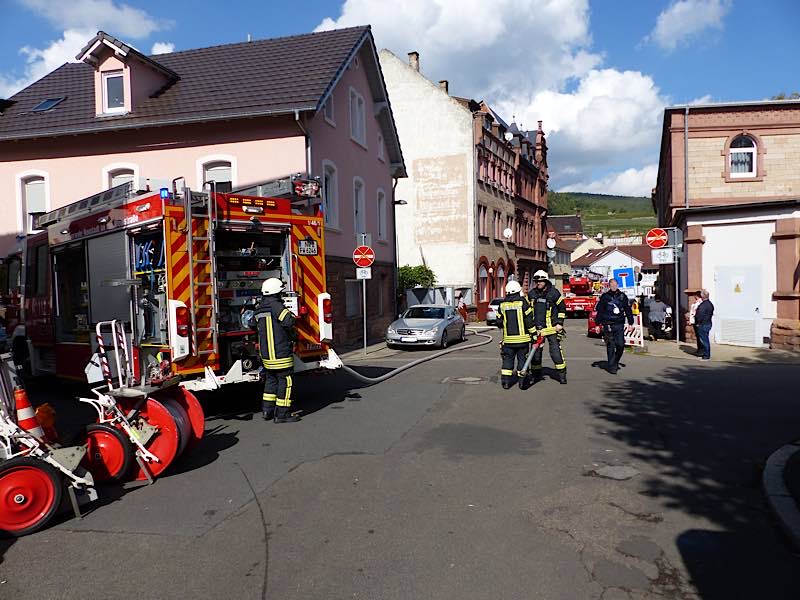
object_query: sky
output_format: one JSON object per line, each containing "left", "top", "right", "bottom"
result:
{"left": 1, "top": 0, "right": 799, "bottom": 196}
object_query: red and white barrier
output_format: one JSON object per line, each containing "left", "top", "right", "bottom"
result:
{"left": 625, "top": 314, "right": 645, "bottom": 347}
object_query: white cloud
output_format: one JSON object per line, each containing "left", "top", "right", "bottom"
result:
{"left": 560, "top": 164, "right": 658, "bottom": 197}
{"left": 0, "top": 28, "right": 94, "bottom": 97}
{"left": 19, "top": 0, "right": 171, "bottom": 39}
{"left": 1, "top": 1, "right": 170, "bottom": 98}
{"left": 151, "top": 42, "right": 175, "bottom": 55}
{"left": 317, "top": 0, "right": 668, "bottom": 192}
{"left": 647, "top": 0, "right": 731, "bottom": 52}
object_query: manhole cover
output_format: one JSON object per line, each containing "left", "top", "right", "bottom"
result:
{"left": 441, "top": 376, "right": 488, "bottom": 385}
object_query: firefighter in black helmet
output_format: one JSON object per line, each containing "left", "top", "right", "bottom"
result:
{"left": 249, "top": 277, "right": 300, "bottom": 423}
{"left": 496, "top": 279, "right": 535, "bottom": 389}
{"left": 527, "top": 270, "right": 568, "bottom": 384}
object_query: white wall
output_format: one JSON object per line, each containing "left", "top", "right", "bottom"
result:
{"left": 379, "top": 50, "right": 475, "bottom": 289}
{"left": 699, "top": 220, "right": 777, "bottom": 346}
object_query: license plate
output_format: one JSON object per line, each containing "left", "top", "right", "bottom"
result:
{"left": 298, "top": 240, "right": 318, "bottom": 255}
{"left": 401, "top": 336, "right": 417, "bottom": 343}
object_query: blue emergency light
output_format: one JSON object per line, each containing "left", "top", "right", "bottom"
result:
{"left": 159, "top": 187, "right": 170, "bottom": 200}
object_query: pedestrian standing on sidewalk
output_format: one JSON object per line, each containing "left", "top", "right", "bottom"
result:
{"left": 646, "top": 295, "right": 668, "bottom": 340}
{"left": 594, "top": 279, "right": 634, "bottom": 374}
{"left": 689, "top": 292, "right": 703, "bottom": 353}
{"left": 694, "top": 289, "right": 714, "bottom": 360}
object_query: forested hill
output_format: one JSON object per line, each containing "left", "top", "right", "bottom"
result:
{"left": 548, "top": 191, "right": 655, "bottom": 237}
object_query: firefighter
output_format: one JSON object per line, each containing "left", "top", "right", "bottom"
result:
{"left": 496, "top": 280, "right": 535, "bottom": 389}
{"left": 527, "top": 270, "right": 567, "bottom": 384}
{"left": 250, "top": 278, "right": 300, "bottom": 423}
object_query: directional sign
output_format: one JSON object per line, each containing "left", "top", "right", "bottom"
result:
{"left": 651, "top": 248, "right": 675, "bottom": 265}
{"left": 613, "top": 268, "right": 635, "bottom": 288}
{"left": 353, "top": 245, "right": 375, "bottom": 268}
{"left": 645, "top": 228, "right": 669, "bottom": 249}
{"left": 356, "top": 267, "right": 372, "bottom": 280}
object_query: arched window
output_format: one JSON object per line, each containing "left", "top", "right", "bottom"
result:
{"left": 108, "top": 168, "right": 134, "bottom": 189}
{"left": 478, "top": 264, "right": 489, "bottom": 302}
{"left": 19, "top": 175, "right": 46, "bottom": 233}
{"left": 496, "top": 263, "right": 506, "bottom": 295}
{"left": 729, "top": 135, "right": 756, "bottom": 178}
{"left": 322, "top": 160, "right": 339, "bottom": 228}
{"left": 203, "top": 161, "right": 233, "bottom": 192}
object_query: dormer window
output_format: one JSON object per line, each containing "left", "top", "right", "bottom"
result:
{"left": 102, "top": 70, "right": 125, "bottom": 114}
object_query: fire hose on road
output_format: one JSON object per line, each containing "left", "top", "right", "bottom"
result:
{"left": 338, "top": 328, "right": 496, "bottom": 385}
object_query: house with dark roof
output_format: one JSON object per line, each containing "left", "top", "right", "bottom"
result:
{"left": 547, "top": 214, "right": 584, "bottom": 241}
{"left": 571, "top": 244, "right": 658, "bottom": 297}
{"left": 0, "top": 27, "right": 406, "bottom": 347}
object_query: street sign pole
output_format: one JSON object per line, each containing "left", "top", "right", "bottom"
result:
{"left": 674, "top": 252, "right": 680, "bottom": 348}
{"left": 353, "top": 234, "right": 376, "bottom": 355}
{"left": 363, "top": 277, "right": 367, "bottom": 355}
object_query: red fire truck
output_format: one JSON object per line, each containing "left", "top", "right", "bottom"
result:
{"left": 6, "top": 176, "right": 336, "bottom": 389}
{"left": 562, "top": 275, "right": 598, "bottom": 317}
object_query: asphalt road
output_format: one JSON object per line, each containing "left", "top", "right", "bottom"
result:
{"left": 1, "top": 321, "right": 799, "bottom": 599}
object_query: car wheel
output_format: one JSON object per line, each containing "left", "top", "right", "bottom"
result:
{"left": 460, "top": 326, "right": 466, "bottom": 342}
{"left": 440, "top": 331, "right": 448, "bottom": 349}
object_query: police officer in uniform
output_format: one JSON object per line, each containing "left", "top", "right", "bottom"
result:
{"left": 250, "top": 278, "right": 300, "bottom": 423}
{"left": 594, "top": 278, "right": 634, "bottom": 374}
{"left": 496, "top": 280, "right": 535, "bottom": 389}
{"left": 527, "top": 270, "right": 567, "bottom": 384}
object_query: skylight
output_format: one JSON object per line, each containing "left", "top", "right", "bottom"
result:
{"left": 32, "top": 97, "right": 65, "bottom": 112}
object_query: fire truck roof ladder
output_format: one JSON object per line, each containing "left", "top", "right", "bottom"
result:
{"left": 185, "top": 183, "right": 219, "bottom": 359}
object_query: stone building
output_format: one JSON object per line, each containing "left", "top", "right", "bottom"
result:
{"left": 652, "top": 100, "right": 800, "bottom": 350}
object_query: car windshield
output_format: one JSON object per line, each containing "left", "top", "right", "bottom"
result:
{"left": 404, "top": 307, "right": 445, "bottom": 319}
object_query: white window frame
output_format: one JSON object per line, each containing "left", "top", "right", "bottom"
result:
{"left": 729, "top": 136, "right": 757, "bottom": 178}
{"left": 196, "top": 154, "right": 237, "bottom": 190}
{"left": 102, "top": 70, "right": 125, "bottom": 114}
{"left": 377, "top": 133, "right": 385, "bottom": 162}
{"left": 377, "top": 188, "right": 387, "bottom": 241}
{"left": 101, "top": 162, "right": 139, "bottom": 190}
{"left": 322, "top": 159, "right": 340, "bottom": 229}
{"left": 15, "top": 170, "right": 50, "bottom": 234}
{"left": 349, "top": 87, "right": 367, "bottom": 147}
{"left": 323, "top": 95, "right": 335, "bottom": 127}
{"left": 353, "top": 177, "right": 366, "bottom": 235}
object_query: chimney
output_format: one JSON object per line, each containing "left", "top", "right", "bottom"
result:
{"left": 439, "top": 80, "right": 449, "bottom": 94}
{"left": 408, "top": 51, "right": 419, "bottom": 71}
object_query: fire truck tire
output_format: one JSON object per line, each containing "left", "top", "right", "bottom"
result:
{"left": 0, "top": 457, "right": 62, "bottom": 537}
{"left": 131, "top": 397, "right": 180, "bottom": 481}
{"left": 80, "top": 423, "right": 133, "bottom": 482}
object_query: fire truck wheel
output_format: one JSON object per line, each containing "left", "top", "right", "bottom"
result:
{"left": 80, "top": 423, "right": 133, "bottom": 482}
{"left": 131, "top": 397, "right": 180, "bottom": 481}
{"left": 0, "top": 457, "right": 63, "bottom": 537}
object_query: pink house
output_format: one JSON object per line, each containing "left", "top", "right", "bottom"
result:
{"left": 0, "top": 27, "right": 406, "bottom": 347}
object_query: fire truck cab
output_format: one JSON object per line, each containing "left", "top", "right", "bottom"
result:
{"left": 10, "top": 176, "right": 337, "bottom": 390}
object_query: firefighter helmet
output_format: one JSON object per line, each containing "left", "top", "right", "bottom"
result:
{"left": 505, "top": 280, "right": 522, "bottom": 295}
{"left": 532, "top": 270, "right": 549, "bottom": 281}
{"left": 261, "top": 278, "right": 285, "bottom": 296}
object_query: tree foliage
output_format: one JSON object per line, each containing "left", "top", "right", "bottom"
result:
{"left": 771, "top": 92, "right": 800, "bottom": 100}
{"left": 398, "top": 265, "right": 437, "bottom": 290}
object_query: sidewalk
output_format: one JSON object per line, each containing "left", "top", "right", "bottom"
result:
{"left": 641, "top": 339, "right": 800, "bottom": 365}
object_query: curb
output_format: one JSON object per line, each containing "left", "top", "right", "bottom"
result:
{"left": 762, "top": 441, "right": 800, "bottom": 552}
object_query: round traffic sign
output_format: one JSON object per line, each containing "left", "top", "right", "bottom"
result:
{"left": 645, "top": 228, "right": 669, "bottom": 249}
{"left": 353, "top": 245, "right": 375, "bottom": 268}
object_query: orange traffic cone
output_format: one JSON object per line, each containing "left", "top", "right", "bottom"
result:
{"left": 15, "top": 387, "right": 46, "bottom": 441}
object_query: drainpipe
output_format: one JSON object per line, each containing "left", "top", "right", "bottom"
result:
{"left": 392, "top": 177, "right": 399, "bottom": 316}
{"left": 294, "top": 109, "right": 311, "bottom": 176}
{"left": 684, "top": 106, "right": 689, "bottom": 209}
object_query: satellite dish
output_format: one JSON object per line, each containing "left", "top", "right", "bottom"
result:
{"left": 503, "top": 227, "right": 513, "bottom": 240}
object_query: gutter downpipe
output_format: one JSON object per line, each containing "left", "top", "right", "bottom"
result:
{"left": 392, "top": 177, "right": 399, "bottom": 317}
{"left": 676, "top": 106, "right": 689, "bottom": 347}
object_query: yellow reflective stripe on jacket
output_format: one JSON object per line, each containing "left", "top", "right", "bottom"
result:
{"left": 265, "top": 317, "right": 276, "bottom": 360}
{"left": 500, "top": 300, "right": 531, "bottom": 343}
{"left": 556, "top": 298, "right": 566, "bottom": 319}
{"left": 278, "top": 308, "right": 291, "bottom": 322}
{"left": 262, "top": 357, "right": 294, "bottom": 369}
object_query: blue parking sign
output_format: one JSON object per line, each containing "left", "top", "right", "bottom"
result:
{"left": 612, "top": 268, "right": 635, "bottom": 288}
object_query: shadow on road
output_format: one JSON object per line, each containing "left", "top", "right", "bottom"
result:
{"left": 415, "top": 423, "right": 540, "bottom": 461}
{"left": 592, "top": 362, "right": 800, "bottom": 599}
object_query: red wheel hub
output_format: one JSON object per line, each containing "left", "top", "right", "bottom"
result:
{"left": 83, "top": 428, "right": 126, "bottom": 481}
{"left": 0, "top": 466, "right": 57, "bottom": 532}
{"left": 130, "top": 397, "right": 179, "bottom": 481}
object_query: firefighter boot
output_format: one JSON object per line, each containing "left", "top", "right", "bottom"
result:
{"left": 274, "top": 406, "right": 301, "bottom": 423}
{"left": 532, "top": 369, "right": 544, "bottom": 384}
{"left": 262, "top": 401, "right": 276, "bottom": 421}
{"left": 558, "top": 370, "right": 567, "bottom": 385}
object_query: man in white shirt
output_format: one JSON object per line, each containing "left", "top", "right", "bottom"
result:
{"left": 689, "top": 293, "right": 702, "bottom": 354}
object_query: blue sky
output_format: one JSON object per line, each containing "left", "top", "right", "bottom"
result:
{"left": 2, "top": 0, "right": 799, "bottom": 195}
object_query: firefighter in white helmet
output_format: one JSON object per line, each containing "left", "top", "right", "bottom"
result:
{"left": 248, "top": 278, "right": 299, "bottom": 423}
{"left": 496, "top": 279, "right": 535, "bottom": 389}
{"left": 527, "top": 270, "right": 568, "bottom": 384}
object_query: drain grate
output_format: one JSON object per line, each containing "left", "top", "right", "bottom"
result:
{"left": 441, "top": 376, "right": 489, "bottom": 385}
